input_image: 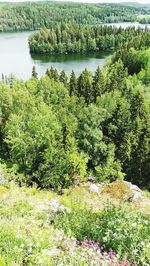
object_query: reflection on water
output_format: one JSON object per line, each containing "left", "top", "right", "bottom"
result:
{"left": 31, "top": 51, "right": 110, "bottom": 63}
{"left": 31, "top": 51, "right": 111, "bottom": 77}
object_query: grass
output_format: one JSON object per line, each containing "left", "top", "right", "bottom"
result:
{"left": 0, "top": 179, "right": 150, "bottom": 265}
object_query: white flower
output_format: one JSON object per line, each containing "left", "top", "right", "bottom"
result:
{"left": 49, "top": 198, "right": 70, "bottom": 213}
{"left": 131, "top": 223, "right": 137, "bottom": 227}
{"left": 42, "top": 248, "right": 60, "bottom": 256}
{"left": 28, "top": 247, "right": 32, "bottom": 253}
{"left": 103, "top": 237, "right": 107, "bottom": 242}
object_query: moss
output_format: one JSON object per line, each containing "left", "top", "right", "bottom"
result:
{"left": 0, "top": 186, "right": 7, "bottom": 198}
{"left": 101, "top": 181, "right": 132, "bottom": 200}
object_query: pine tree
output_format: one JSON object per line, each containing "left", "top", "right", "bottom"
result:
{"left": 107, "top": 59, "right": 127, "bottom": 92}
{"left": 93, "top": 66, "right": 106, "bottom": 102}
{"left": 46, "top": 69, "right": 50, "bottom": 76}
{"left": 69, "top": 70, "right": 77, "bottom": 96}
{"left": 32, "top": 66, "right": 38, "bottom": 79}
{"left": 77, "top": 69, "right": 93, "bottom": 104}
{"left": 1, "top": 73, "right": 5, "bottom": 84}
{"left": 47, "top": 67, "right": 59, "bottom": 81}
{"left": 60, "top": 70, "right": 68, "bottom": 87}
{"left": 8, "top": 74, "right": 15, "bottom": 88}
{"left": 53, "top": 68, "right": 59, "bottom": 82}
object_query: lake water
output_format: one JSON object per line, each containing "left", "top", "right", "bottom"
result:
{"left": 0, "top": 31, "right": 110, "bottom": 80}
{"left": 104, "top": 22, "right": 150, "bottom": 29}
{"left": 0, "top": 22, "right": 149, "bottom": 80}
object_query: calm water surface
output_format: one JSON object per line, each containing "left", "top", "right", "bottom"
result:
{"left": 0, "top": 31, "right": 110, "bottom": 80}
{"left": 104, "top": 22, "right": 150, "bottom": 29}
{"left": 0, "top": 22, "right": 149, "bottom": 80}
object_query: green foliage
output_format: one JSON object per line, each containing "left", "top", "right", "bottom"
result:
{"left": 0, "top": 174, "right": 149, "bottom": 265}
{"left": 55, "top": 207, "right": 99, "bottom": 241}
{"left": 0, "top": 2, "right": 147, "bottom": 32}
{"left": 0, "top": 78, "right": 87, "bottom": 190}
{"left": 0, "top": 3, "right": 150, "bottom": 265}
{"left": 69, "top": 70, "right": 77, "bottom": 97}
{"left": 54, "top": 204, "right": 150, "bottom": 264}
{"left": 0, "top": 223, "right": 27, "bottom": 265}
{"left": 1, "top": 38, "right": 150, "bottom": 189}
{"left": 32, "top": 65, "right": 38, "bottom": 79}
{"left": 29, "top": 23, "right": 150, "bottom": 55}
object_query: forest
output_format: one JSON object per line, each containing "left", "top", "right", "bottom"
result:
{"left": 1, "top": 43, "right": 150, "bottom": 190}
{"left": 0, "top": 2, "right": 150, "bottom": 266}
{"left": 29, "top": 23, "right": 150, "bottom": 55}
{"left": 0, "top": 2, "right": 150, "bottom": 32}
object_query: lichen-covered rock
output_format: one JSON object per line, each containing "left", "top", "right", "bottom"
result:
{"left": 102, "top": 181, "right": 132, "bottom": 200}
{"left": 89, "top": 184, "right": 100, "bottom": 195}
{"left": 123, "top": 181, "right": 143, "bottom": 201}
{"left": 123, "top": 181, "right": 141, "bottom": 192}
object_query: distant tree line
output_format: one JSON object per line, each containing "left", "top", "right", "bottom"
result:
{"left": 0, "top": 2, "right": 149, "bottom": 32}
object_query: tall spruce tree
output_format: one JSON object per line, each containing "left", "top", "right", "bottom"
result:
{"left": 93, "top": 66, "right": 106, "bottom": 102}
{"left": 77, "top": 69, "right": 93, "bottom": 104}
{"left": 69, "top": 70, "right": 77, "bottom": 96}
{"left": 32, "top": 66, "right": 38, "bottom": 79}
{"left": 60, "top": 70, "right": 68, "bottom": 87}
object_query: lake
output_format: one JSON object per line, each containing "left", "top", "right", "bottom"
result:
{"left": 0, "top": 31, "right": 110, "bottom": 80}
{"left": 104, "top": 22, "right": 150, "bottom": 29}
{"left": 0, "top": 22, "right": 149, "bottom": 80}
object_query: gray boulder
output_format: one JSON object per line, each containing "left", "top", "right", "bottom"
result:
{"left": 89, "top": 184, "right": 100, "bottom": 195}
{"left": 123, "top": 181, "right": 143, "bottom": 201}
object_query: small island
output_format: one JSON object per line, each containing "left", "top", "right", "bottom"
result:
{"left": 29, "top": 23, "right": 150, "bottom": 55}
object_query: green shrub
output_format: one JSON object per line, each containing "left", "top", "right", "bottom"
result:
{"left": 54, "top": 207, "right": 99, "bottom": 241}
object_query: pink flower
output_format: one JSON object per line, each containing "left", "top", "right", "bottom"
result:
{"left": 108, "top": 248, "right": 116, "bottom": 259}
{"left": 81, "top": 237, "right": 100, "bottom": 251}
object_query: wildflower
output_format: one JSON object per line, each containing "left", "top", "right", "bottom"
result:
{"left": 108, "top": 248, "right": 116, "bottom": 259}
{"left": 131, "top": 223, "right": 137, "bottom": 228}
{"left": 103, "top": 236, "right": 107, "bottom": 242}
{"left": 28, "top": 247, "right": 32, "bottom": 253}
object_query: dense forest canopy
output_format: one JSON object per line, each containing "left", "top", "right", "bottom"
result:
{"left": 0, "top": 2, "right": 150, "bottom": 32}
{"left": 1, "top": 44, "right": 150, "bottom": 190}
{"left": 0, "top": 2, "right": 150, "bottom": 191}
{"left": 29, "top": 23, "right": 150, "bottom": 55}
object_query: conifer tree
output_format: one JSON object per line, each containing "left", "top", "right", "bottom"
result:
{"left": 32, "top": 66, "right": 38, "bottom": 79}
{"left": 93, "top": 66, "right": 106, "bottom": 102}
{"left": 60, "top": 70, "right": 68, "bottom": 87}
{"left": 78, "top": 69, "right": 93, "bottom": 104}
{"left": 1, "top": 73, "right": 5, "bottom": 84}
{"left": 45, "top": 67, "right": 59, "bottom": 81}
{"left": 69, "top": 70, "right": 77, "bottom": 96}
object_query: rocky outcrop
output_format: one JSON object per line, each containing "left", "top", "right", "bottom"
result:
{"left": 89, "top": 184, "right": 100, "bottom": 195}
{"left": 123, "top": 181, "right": 143, "bottom": 202}
{"left": 87, "top": 180, "right": 144, "bottom": 202}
